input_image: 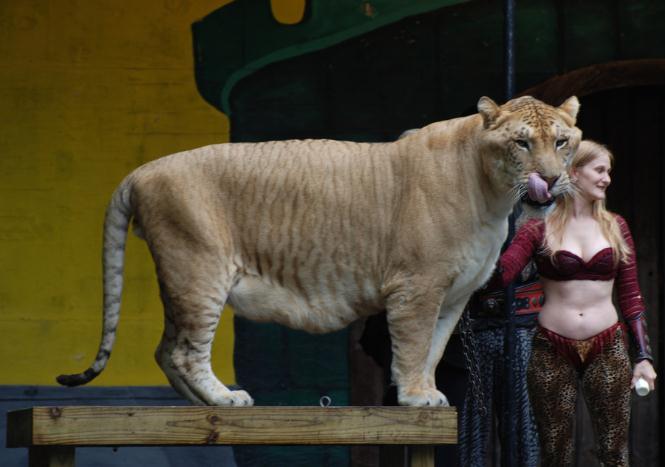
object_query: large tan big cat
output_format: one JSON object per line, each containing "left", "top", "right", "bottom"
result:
{"left": 58, "top": 96, "right": 581, "bottom": 407}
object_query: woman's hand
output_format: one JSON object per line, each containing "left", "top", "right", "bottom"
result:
{"left": 632, "top": 360, "right": 657, "bottom": 391}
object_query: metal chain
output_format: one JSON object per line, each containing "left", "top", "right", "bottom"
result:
{"left": 458, "top": 306, "right": 487, "bottom": 417}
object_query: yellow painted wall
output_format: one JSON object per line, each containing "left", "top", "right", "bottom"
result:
{"left": 0, "top": 0, "right": 244, "bottom": 386}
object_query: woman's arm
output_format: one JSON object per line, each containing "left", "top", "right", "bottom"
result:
{"left": 615, "top": 215, "right": 657, "bottom": 389}
{"left": 486, "top": 219, "right": 543, "bottom": 289}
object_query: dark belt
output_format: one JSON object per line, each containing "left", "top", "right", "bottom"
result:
{"left": 475, "top": 281, "right": 544, "bottom": 317}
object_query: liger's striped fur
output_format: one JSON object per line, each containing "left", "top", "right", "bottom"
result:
{"left": 58, "top": 96, "right": 582, "bottom": 406}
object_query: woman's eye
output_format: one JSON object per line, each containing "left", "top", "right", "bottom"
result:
{"left": 515, "top": 139, "right": 529, "bottom": 150}
{"left": 555, "top": 139, "right": 568, "bottom": 150}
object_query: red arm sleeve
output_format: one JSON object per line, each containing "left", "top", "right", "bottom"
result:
{"left": 614, "top": 214, "right": 652, "bottom": 362}
{"left": 489, "top": 219, "right": 544, "bottom": 288}
{"left": 614, "top": 215, "right": 646, "bottom": 320}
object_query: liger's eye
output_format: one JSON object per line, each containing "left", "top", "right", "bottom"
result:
{"left": 514, "top": 139, "right": 529, "bottom": 150}
{"left": 555, "top": 139, "right": 568, "bottom": 150}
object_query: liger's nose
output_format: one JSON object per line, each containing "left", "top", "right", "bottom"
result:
{"left": 542, "top": 175, "right": 559, "bottom": 189}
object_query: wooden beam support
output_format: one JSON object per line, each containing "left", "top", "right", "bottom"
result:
{"left": 8, "top": 406, "right": 456, "bottom": 467}
{"left": 28, "top": 446, "right": 75, "bottom": 467}
{"left": 8, "top": 406, "right": 456, "bottom": 446}
{"left": 410, "top": 446, "right": 435, "bottom": 467}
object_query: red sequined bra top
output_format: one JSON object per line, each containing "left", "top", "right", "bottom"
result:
{"left": 537, "top": 246, "right": 615, "bottom": 281}
{"left": 495, "top": 214, "right": 645, "bottom": 320}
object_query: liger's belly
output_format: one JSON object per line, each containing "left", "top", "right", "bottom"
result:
{"left": 228, "top": 275, "right": 370, "bottom": 334}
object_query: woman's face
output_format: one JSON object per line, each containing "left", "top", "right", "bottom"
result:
{"left": 572, "top": 153, "right": 612, "bottom": 202}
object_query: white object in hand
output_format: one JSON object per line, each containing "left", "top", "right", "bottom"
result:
{"left": 635, "top": 377, "right": 650, "bottom": 396}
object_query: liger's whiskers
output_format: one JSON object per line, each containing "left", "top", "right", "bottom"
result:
{"left": 510, "top": 183, "right": 527, "bottom": 203}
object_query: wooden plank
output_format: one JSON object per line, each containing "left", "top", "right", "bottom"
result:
{"left": 7, "top": 408, "right": 33, "bottom": 448}
{"left": 410, "top": 446, "right": 435, "bottom": 467}
{"left": 7, "top": 406, "right": 457, "bottom": 447}
{"left": 28, "top": 446, "right": 75, "bottom": 467}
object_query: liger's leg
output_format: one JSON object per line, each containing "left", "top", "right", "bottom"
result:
{"left": 423, "top": 300, "right": 467, "bottom": 389}
{"left": 149, "top": 236, "right": 252, "bottom": 406}
{"left": 386, "top": 280, "right": 448, "bottom": 406}
{"left": 527, "top": 329, "right": 578, "bottom": 467}
{"left": 155, "top": 292, "right": 206, "bottom": 405}
{"left": 164, "top": 283, "right": 253, "bottom": 406}
{"left": 581, "top": 327, "right": 632, "bottom": 467}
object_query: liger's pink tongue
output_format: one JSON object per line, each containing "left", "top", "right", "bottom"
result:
{"left": 527, "top": 172, "right": 552, "bottom": 204}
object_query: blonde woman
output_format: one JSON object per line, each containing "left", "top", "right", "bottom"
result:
{"left": 491, "top": 140, "right": 656, "bottom": 466}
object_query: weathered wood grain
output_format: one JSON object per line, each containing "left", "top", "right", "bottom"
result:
{"left": 7, "top": 406, "right": 456, "bottom": 447}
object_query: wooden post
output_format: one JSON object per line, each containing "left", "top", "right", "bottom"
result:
{"left": 7, "top": 406, "right": 457, "bottom": 467}
{"left": 28, "top": 446, "right": 75, "bottom": 467}
{"left": 410, "top": 446, "right": 435, "bottom": 467}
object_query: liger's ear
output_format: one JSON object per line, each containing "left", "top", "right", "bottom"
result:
{"left": 558, "top": 96, "right": 580, "bottom": 122}
{"left": 477, "top": 96, "right": 501, "bottom": 129}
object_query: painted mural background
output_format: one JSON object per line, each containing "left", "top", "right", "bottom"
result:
{"left": 1, "top": 0, "right": 237, "bottom": 388}
{"left": 2, "top": 1, "right": 664, "bottom": 466}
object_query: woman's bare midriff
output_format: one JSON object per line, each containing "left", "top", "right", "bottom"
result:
{"left": 538, "top": 278, "right": 619, "bottom": 340}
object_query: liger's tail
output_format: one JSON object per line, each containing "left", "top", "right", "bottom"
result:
{"left": 57, "top": 177, "right": 134, "bottom": 387}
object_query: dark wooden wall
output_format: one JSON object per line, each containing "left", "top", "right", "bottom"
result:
{"left": 193, "top": 1, "right": 665, "bottom": 465}
{"left": 573, "top": 85, "right": 664, "bottom": 467}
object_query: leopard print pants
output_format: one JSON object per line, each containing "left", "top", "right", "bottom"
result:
{"left": 527, "top": 324, "right": 632, "bottom": 467}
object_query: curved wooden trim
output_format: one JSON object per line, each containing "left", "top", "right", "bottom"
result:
{"left": 519, "top": 59, "right": 665, "bottom": 105}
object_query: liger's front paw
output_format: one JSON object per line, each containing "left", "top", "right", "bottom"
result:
{"left": 212, "top": 389, "right": 254, "bottom": 407}
{"left": 398, "top": 387, "right": 449, "bottom": 407}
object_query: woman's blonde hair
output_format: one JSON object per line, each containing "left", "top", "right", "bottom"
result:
{"left": 544, "top": 140, "right": 631, "bottom": 264}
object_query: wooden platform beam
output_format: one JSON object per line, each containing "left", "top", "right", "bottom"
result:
{"left": 7, "top": 406, "right": 456, "bottom": 467}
